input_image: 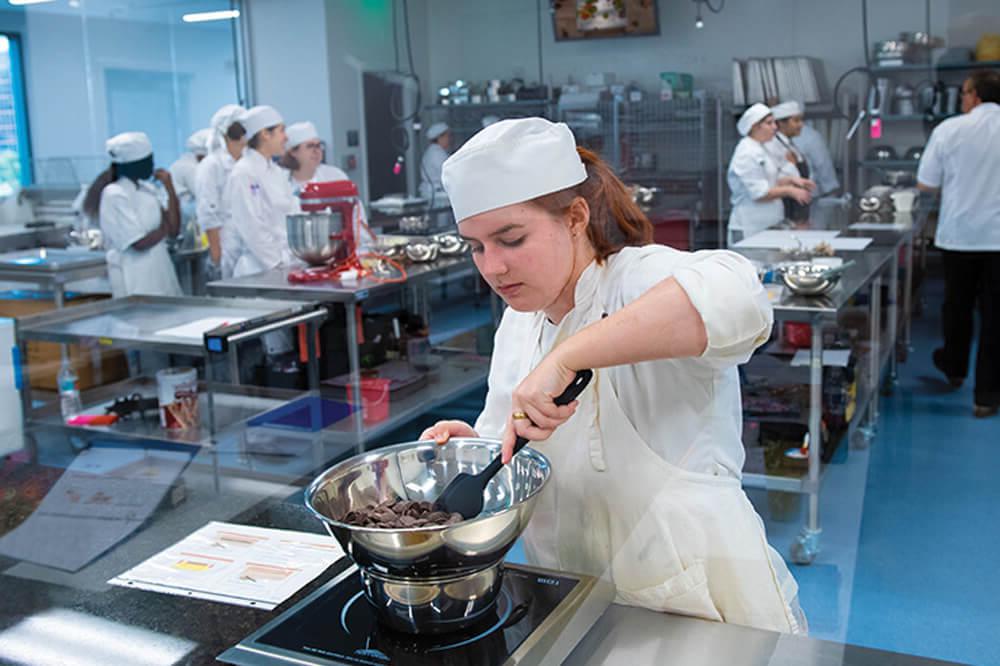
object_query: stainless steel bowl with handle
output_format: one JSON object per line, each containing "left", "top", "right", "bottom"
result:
{"left": 780, "top": 261, "right": 845, "bottom": 296}
{"left": 286, "top": 211, "right": 345, "bottom": 266}
{"left": 305, "top": 438, "right": 550, "bottom": 633}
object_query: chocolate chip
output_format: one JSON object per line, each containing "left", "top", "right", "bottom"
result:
{"left": 339, "top": 498, "right": 467, "bottom": 528}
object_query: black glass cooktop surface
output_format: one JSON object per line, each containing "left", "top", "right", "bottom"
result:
{"left": 221, "top": 564, "right": 580, "bottom": 666}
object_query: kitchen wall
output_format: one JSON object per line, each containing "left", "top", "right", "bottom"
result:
{"left": 424, "top": 0, "right": 1000, "bottom": 101}
{"left": 0, "top": 8, "right": 236, "bottom": 182}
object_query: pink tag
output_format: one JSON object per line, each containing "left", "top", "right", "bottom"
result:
{"left": 869, "top": 117, "right": 882, "bottom": 140}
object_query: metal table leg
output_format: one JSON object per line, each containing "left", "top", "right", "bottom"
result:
{"left": 887, "top": 250, "right": 899, "bottom": 385}
{"left": 866, "top": 275, "right": 883, "bottom": 436}
{"left": 54, "top": 284, "right": 69, "bottom": 364}
{"left": 228, "top": 345, "right": 240, "bottom": 386}
{"left": 346, "top": 303, "right": 365, "bottom": 452}
{"left": 903, "top": 236, "right": 915, "bottom": 353}
{"left": 306, "top": 321, "right": 319, "bottom": 391}
{"left": 205, "top": 354, "right": 219, "bottom": 493}
{"left": 792, "top": 317, "right": 823, "bottom": 565}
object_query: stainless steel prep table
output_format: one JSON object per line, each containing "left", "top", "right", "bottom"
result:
{"left": 734, "top": 244, "right": 898, "bottom": 564}
{"left": 0, "top": 222, "right": 72, "bottom": 252}
{"left": 207, "top": 258, "right": 491, "bottom": 451}
{"left": 15, "top": 295, "right": 328, "bottom": 452}
{"left": 0, "top": 247, "right": 108, "bottom": 308}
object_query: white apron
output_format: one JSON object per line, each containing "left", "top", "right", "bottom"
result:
{"left": 518, "top": 262, "right": 804, "bottom": 634}
{"left": 104, "top": 181, "right": 182, "bottom": 299}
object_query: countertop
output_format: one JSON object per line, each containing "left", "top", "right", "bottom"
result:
{"left": 0, "top": 436, "right": 963, "bottom": 666}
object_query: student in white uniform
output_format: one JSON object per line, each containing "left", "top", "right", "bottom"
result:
{"left": 422, "top": 118, "right": 806, "bottom": 635}
{"left": 170, "top": 128, "right": 212, "bottom": 202}
{"left": 727, "top": 103, "right": 814, "bottom": 245}
{"left": 917, "top": 70, "right": 1000, "bottom": 418}
{"left": 765, "top": 101, "right": 816, "bottom": 223}
{"left": 796, "top": 122, "right": 840, "bottom": 197}
{"left": 195, "top": 104, "right": 246, "bottom": 277}
{"left": 223, "top": 105, "right": 297, "bottom": 279}
{"left": 280, "top": 121, "right": 370, "bottom": 251}
{"left": 419, "top": 122, "right": 451, "bottom": 201}
{"left": 280, "top": 121, "right": 350, "bottom": 191}
{"left": 82, "top": 132, "right": 181, "bottom": 298}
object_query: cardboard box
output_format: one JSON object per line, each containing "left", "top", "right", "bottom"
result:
{"left": 0, "top": 293, "right": 129, "bottom": 391}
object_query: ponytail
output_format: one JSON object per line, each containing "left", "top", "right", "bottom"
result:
{"left": 532, "top": 147, "right": 653, "bottom": 262}
{"left": 82, "top": 164, "right": 118, "bottom": 220}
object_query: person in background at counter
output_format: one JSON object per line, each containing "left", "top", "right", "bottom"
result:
{"left": 766, "top": 101, "right": 812, "bottom": 224}
{"left": 794, "top": 110, "right": 840, "bottom": 197}
{"left": 917, "top": 69, "right": 1000, "bottom": 419}
{"left": 419, "top": 122, "right": 451, "bottom": 201}
{"left": 422, "top": 118, "right": 805, "bottom": 634}
{"left": 82, "top": 132, "right": 182, "bottom": 298}
{"left": 223, "top": 105, "right": 296, "bottom": 280}
{"left": 727, "top": 103, "right": 814, "bottom": 245}
{"left": 170, "top": 128, "right": 211, "bottom": 202}
{"left": 195, "top": 104, "right": 246, "bottom": 278}
{"left": 280, "top": 121, "right": 350, "bottom": 191}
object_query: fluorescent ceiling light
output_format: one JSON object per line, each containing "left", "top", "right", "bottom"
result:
{"left": 182, "top": 9, "right": 239, "bottom": 23}
{"left": 8, "top": 0, "right": 57, "bottom": 6}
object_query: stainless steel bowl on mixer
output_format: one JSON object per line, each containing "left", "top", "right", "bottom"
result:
{"left": 286, "top": 212, "right": 346, "bottom": 265}
{"left": 305, "top": 438, "right": 550, "bottom": 633}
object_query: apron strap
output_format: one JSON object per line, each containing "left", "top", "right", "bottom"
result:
{"left": 589, "top": 369, "right": 608, "bottom": 472}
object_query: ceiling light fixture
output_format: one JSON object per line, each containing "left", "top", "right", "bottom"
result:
{"left": 182, "top": 9, "right": 240, "bottom": 23}
{"left": 692, "top": 0, "right": 725, "bottom": 29}
{"left": 8, "top": 0, "right": 57, "bottom": 6}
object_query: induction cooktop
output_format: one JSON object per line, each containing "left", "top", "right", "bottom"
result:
{"left": 218, "top": 562, "right": 613, "bottom": 666}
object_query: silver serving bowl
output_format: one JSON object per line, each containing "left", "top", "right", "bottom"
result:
{"left": 305, "top": 438, "right": 550, "bottom": 633}
{"left": 405, "top": 241, "right": 440, "bottom": 263}
{"left": 287, "top": 212, "right": 346, "bottom": 265}
{"left": 781, "top": 261, "right": 842, "bottom": 296}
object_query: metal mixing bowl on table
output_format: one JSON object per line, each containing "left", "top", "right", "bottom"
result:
{"left": 305, "top": 438, "right": 550, "bottom": 634}
{"left": 286, "top": 212, "right": 347, "bottom": 266}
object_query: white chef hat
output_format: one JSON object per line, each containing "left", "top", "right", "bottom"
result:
{"left": 106, "top": 132, "right": 153, "bottom": 164}
{"left": 737, "top": 103, "right": 772, "bottom": 136}
{"left": 211, "top": 104, "right": 245, "bottom": 135}
{"left": 186, "top": 128, "right": 212, "bottom": 156}
{"left": 771, "top": 101, "right": 804, "bottom": 120}
{"left": 442, "top": 117, "right": 587, "bottom": 223}
{"left": 426, "top": 122, "right": 449, "bottom": 141}
{"left": 481, "top": 115, "right": 500, "bottom": 128}
{"left": 286, "top": 121, "right": 320, "bottom": 149}
{"left": 239, "top": 105, "right": 284, "bottom": 138}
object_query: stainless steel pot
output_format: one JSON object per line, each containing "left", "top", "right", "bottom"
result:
{"left": 305, "top": 438, "right": 550, "bottom": 633}
{"left": 286, "top": 212, "right": 345, "bottom": 265}
{"left": 781, "top": 261, "right": 845, "bottom": 296}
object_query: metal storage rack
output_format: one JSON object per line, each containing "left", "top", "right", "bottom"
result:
{"left": 423, "top": 100, "right": 553, "bottom": 155}
{"left": 561, "top": 95, "right": 724, "bottom": 249}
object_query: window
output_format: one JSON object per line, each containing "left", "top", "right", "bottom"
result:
{"left": 0, "top": 32, "right": 30, "bottom": 194}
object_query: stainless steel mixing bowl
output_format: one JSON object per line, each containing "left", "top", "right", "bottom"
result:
{"left": 305, "top": 438, "right": 550, "bottom": 633}
{"left": 286, "top": 212, "right": 346, "bottom": 265}
{"left": 781, "top": 261, "right": 842, "bottom": 296}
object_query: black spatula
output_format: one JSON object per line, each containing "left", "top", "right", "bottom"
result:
{"left": 435, "top": 370, "right": 593, "bottom": 520}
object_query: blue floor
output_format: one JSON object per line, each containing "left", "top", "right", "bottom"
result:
{"left": 421, "top": 273, "right": 999, "bottom": 664}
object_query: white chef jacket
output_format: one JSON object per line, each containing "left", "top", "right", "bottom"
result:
{"left": 194, "top": 149, "right": 237, "bottom": 233}
{"left": 169, "top": 152, "right": 199, "bottom": 199}
{"left": 99, "top": 177, "right": 182, "bottom": 298}
{"left": 917, "top": 102, "right": 1000, "bottom": 251}
{"left": 419, "top": 143, "right": 449, "bottom": 200}
{"left": 727, "top": 137, "right": 783, "bottom": 239}
{"left": 796, "top": 124, "right": 839, "bottom": 196}
{"left": 223, "top": 148, "right": 298, "bottom": 278}
{"left": 476, "top": 244, "right": 773, "bottom": 479}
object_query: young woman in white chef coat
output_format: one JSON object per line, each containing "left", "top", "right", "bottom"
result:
{"left": 82, "top": 132, "right": 181, "bottom": 298}
{"left": 727, "top": 103, "right": 814, "bottom": 245}
{"left": 223, "top": 105, "right": 297, "bottom": 280}
{"left": 195, "top": 104, "right": 246, "bottom": 277}
{"left": 421, "top": 118, "right": 806, "bottom": 634}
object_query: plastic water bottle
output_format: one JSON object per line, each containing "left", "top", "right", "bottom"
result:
{"left": 58, "top": 359, "right": 83, "bottom": 422}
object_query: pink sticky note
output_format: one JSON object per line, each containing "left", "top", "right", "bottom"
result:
{"left": 869, "top": 117, "right": 882, "bottom": 140}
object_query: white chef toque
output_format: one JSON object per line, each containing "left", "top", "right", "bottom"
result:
{"left": 426, "top": 122, "right": 449, "bottom": 141}
{"left": 771, "top": 101, "right": 804, "bottom": 120}
{"left": 106, "top": 132, "right": 153, "bottom": 164}
{"left": 239, "top": 105, "right": 284, "bottom": 138}
{"left": 286, "top": 121, "right": 321, "bottom": 149}
{"left": 186, "top": 128, "right": 212, "bottom": 156}
{"left": 442, "top": 117, "right": 587, "bottom": 223}
{"left": 737, "top": 103, "right": 772, "bottom": 136}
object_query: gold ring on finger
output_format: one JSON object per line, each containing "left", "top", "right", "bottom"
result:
{"left": 512, "top": 411, "right": 529, "bottom": 420}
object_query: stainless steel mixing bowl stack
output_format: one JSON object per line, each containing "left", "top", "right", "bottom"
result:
{"left": 286, "top": 212, "right": 346, "bottom": 266}
{"left": 305, "top": 438, "right": 551, "bottom": 634}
